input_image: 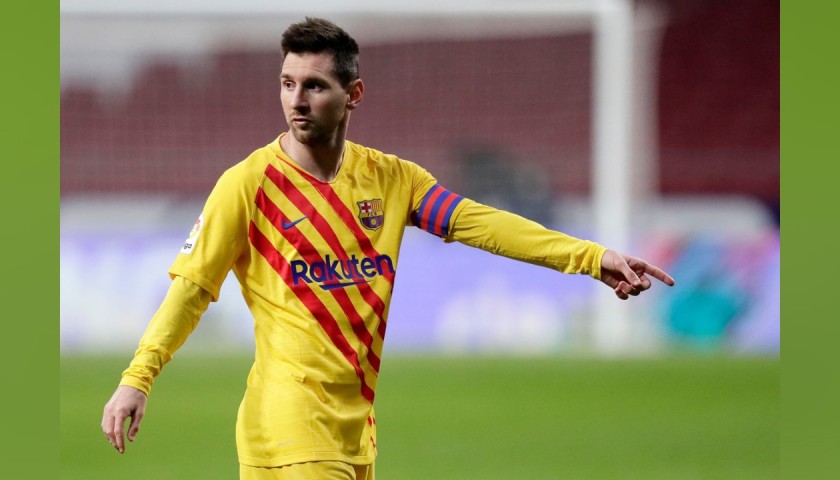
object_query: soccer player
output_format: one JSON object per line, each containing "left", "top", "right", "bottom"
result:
{"left": 101, "top": 17, "right": 675, "bottom": 480}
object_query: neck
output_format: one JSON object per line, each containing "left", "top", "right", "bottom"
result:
{"left": 281, "top": 131, "right": 346, "bottom": 183}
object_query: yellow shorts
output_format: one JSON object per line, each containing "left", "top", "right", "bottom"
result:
{"left": 240, "top": 461, "right": 374, "bottom": 480}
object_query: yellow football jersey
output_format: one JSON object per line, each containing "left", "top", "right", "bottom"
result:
{"left": 121, "top": 133, "right": 606, "bottom": 469}
{"left": 167, "top": 134, "right": 466, "bottom": 467}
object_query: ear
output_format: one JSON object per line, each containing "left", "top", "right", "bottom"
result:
{"left": 346, "top": 79, "right": 364, "bottom": 110}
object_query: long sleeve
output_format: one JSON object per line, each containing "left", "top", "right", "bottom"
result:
{"left": 447, "top": 200, "right": 607, "bottom": 279}
{"left": 119, "top": 275, "right": 212, "bottom": 395}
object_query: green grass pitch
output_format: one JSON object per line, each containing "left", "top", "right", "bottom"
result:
{"left": 61, "top": 354, "right": 778, "bottom": 479}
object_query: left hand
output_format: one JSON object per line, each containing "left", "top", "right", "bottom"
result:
{"left": 599, "top": 249, "right": 675, "bottom": 300}
{"left": 102, "top": 385, "right": 148, "bottom": 454}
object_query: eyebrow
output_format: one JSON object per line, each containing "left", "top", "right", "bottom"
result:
{"left": 280, "top": 72, "right": 331, "bottom": 83}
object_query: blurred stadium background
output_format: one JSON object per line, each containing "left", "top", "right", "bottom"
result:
{"left": 60, "top": 0, "right": 779, "bottom": 478}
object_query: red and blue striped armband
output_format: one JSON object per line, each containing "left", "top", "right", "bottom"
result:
{"left": 410, "top": 184, "right": 464, "bottom": 237}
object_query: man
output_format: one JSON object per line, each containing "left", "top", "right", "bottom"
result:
{"left": 102, "top": 17, "right": 675, "bottom": 480}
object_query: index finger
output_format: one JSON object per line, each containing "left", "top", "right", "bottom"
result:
{"left": 642, "top": 263, "right": 675, "bottom": 286}
{"left": 113, "top": 413, "right": 127, "bottom": 453}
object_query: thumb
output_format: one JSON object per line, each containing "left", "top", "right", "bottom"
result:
{"left": 605, "top": 250, "right": 641, "bottom": 287}
{"left": 615, "top": 254, "right": 642, "bottom": 288}
{"left": 127, "top": 409, "right": 144, "bottom": 442}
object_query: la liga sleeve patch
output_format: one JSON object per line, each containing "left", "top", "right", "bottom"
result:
{"left": 180, "top": 213, "right": 204, "bottom": 254}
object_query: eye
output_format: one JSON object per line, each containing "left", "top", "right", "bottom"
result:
{"left": 282, "top": 80, "right": 295, "bottom": 90}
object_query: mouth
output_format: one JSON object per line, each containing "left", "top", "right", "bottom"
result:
{"left": 291, "top": 117, "right": 312, "bottom": 127}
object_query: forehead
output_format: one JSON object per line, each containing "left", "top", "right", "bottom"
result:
{"left": 280, "top": 52, "right": 337, "bottom": 81}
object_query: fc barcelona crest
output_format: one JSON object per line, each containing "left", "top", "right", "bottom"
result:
{"left": 357, "top": 199, "right": 384, "bottom": 231}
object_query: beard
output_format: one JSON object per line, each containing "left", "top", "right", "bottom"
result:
{"left": 289, "top": 125, "right": 316, "bottom": 145}
{"left": 289, "top": 121, "right": 342, "bottom": 148}
{"left": 286, "top": 108, "right": 347, "bottom": 147}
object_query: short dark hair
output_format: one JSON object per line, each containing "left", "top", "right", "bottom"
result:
{"left": 281, "top": 17, "right": 360, "bottom": 87}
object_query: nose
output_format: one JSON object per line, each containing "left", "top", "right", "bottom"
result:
{"left": 290, "top": 87, "right": 309, "bottom": 112}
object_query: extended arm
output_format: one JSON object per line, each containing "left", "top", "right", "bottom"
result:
{"left": 448, "top": 201, "right": 674, "bottom": 298}
{"left": 101, "top": 275, "right": 212, "bottom": 453}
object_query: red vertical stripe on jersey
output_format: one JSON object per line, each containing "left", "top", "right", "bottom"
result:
{"left": 255, "top": 188, "right": 381, "bottom": 372}
{"left": 248, "top": 221, "right": 376, "bottom": 402}
{"left": 275, "top": 158, "right": 394, "bottom": 284}
{"left": 266, "top": 163, "right": 390, "bottom": 341}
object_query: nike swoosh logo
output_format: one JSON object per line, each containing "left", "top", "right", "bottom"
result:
{"left": 282, "top": 216, "right": 308, "bottom": 229}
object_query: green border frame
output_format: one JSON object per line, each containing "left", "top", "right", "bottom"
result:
{"left": 781, "top": 1, "right": 836, "bottom": 478}
{"left": 4, "top": 1, "right": 58, "bottom": 477}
